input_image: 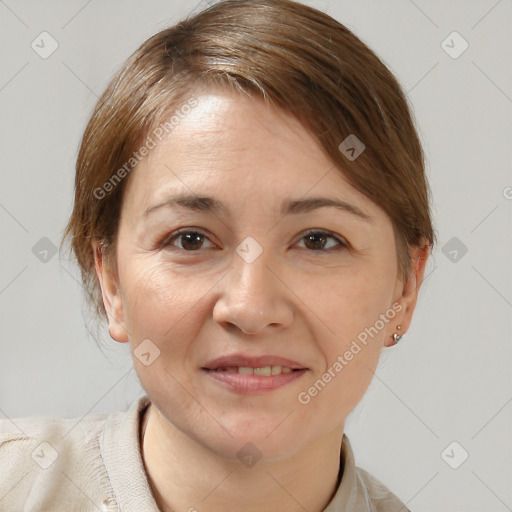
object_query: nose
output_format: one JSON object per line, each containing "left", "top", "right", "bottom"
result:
{"left": 212, "top": 250, "right": 294, "bottom": 335}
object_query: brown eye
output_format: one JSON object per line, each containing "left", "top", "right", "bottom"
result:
{"left": 178, "top": 232, "right": 204, "bottom": 250}
{"left": 165, "top": 230, "right": 214, "bottom": 251}
{"left": 298, "top": 230, "right": 347, "bottom": 252}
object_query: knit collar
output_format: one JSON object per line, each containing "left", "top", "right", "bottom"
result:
{"left": 101, "top": 395, "right": 357, "bottom": 511}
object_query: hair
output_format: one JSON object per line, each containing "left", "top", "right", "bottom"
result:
{"left": 61, "top": 0, "right": 436, "bottom": 324}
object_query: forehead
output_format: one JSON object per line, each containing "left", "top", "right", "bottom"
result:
{"left": 154, "top": 91, "right": 327, "bottom": 169}
{"left": 122, "top": 90, "right": 382, "bottom": 220}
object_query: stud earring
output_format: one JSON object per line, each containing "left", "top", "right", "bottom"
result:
{"left": 392, "top": 325, "right": 403, "bottom": 344}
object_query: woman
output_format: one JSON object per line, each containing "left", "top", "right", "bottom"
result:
{"left": 0, "top": 0, "right": 435, "bottom": 510}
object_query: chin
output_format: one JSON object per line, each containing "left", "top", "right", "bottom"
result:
{"left": 203, "top": 430, "right": 306, "bottom": 463}
{"left": 201, "top": 413, "right": 311, "bottom": 462}
{"left": 146, "top": 388, "right": 319, "bottom": 461}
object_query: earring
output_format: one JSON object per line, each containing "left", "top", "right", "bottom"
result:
{"left": 392, "top": 325, "right": 403, "bottom": 344}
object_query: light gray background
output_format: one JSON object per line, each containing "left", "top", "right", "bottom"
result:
{"left": 0, "top": 1, "right": 510, "bottom": 510}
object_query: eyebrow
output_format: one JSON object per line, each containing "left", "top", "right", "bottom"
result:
{"left": 143, "top": 193, "right": 372, "bottom": 221}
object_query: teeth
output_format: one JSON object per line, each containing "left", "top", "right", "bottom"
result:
{"left": 214, "top": 366, "right": 295, "bottom": 375}
{"left": 254, "top": 366, "right": 271, "bottom": 376}
{"left": 271, "top": 366, "right": 282, "bottom": 375}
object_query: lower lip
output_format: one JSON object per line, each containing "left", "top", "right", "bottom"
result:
{"left": 202, "top": 369, "right": 308, "bottom": 393}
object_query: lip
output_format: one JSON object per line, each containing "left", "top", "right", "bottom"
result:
{"left": 202, "top": 354, "right": 308, "bottom": 370}
{"left": 203, "top": 369, "right": 308, "bottom": 393}
{"left": 201, "top": 353, "right": 309, "bottom": 394}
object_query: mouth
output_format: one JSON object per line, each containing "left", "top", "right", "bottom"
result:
{"left": 201, "top": 354, "right": 309, "bottom": 393}
{"left": 207, "top": 366, "right": 299, "bottom": 376}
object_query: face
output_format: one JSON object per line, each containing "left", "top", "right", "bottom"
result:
{"left": 95, "top": 89, "right": 425, "bottom": 461}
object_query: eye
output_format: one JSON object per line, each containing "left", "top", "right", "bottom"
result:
{"left": 163, "top": 229, "right": 215, "bottom": 251}
{"left": 296, "top": 229, "right": 348, "bottom": 252}
{"left": 161, "top": 228, "right": 347, "bottom": 253}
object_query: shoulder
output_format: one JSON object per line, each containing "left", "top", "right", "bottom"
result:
{"left": 0, "top": 408, "right": 110, "bottom": 461}
{"left": 0, "top": 409, "right": 121, "bottom": 511}
{"left": 353, "top": 466, "right": 411, "bottom": 512}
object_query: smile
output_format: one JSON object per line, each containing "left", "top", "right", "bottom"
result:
{"left": 202, "top": 366, "right": 308, "bottom": 393}
{"left": 211, "top": 366, "right": 296, "bottom": 376}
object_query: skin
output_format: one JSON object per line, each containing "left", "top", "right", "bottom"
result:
{"left": 93, "top": 88, "right": 429, "bottom": 512}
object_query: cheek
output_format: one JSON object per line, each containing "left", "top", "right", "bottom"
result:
{"left": 119, "top": 257, "right": 206, "bottom": 344}
{"left": 316, "top": 263, "right": 396, "bottom": 350}
{"left": 300, "top": 353, "right": 379, "bottom": 433}
{"left": 118, "top": 259, "right": 209, "bottom": 402}
{"left": 297, "top": 262, "right": 395, "bottom": 418}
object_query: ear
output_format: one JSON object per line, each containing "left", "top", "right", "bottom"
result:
{"left": 91, "top": 240, "right": 129, "bottom": 343}
{"left": 384, "top": 243, "right": 430, "bottom": 347}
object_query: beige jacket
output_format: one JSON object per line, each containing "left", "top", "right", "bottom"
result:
{"left": 0, "top": 396, "right": 410, "bottom": 511}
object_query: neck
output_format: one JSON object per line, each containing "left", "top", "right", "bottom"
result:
{"left": 140, "top": 403, "right": 344, "bottom": 512}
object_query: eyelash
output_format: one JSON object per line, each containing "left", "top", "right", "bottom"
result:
{"left": 161, "top": 228, "right": 348, "bottom": 254}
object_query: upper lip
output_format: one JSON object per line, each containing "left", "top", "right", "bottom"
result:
{"left": 202, "top": 354, "right": 308, "bottom": 370}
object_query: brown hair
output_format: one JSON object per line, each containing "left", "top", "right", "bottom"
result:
{"left": 61, "top": 0, "right": 436, "bottom": 323}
